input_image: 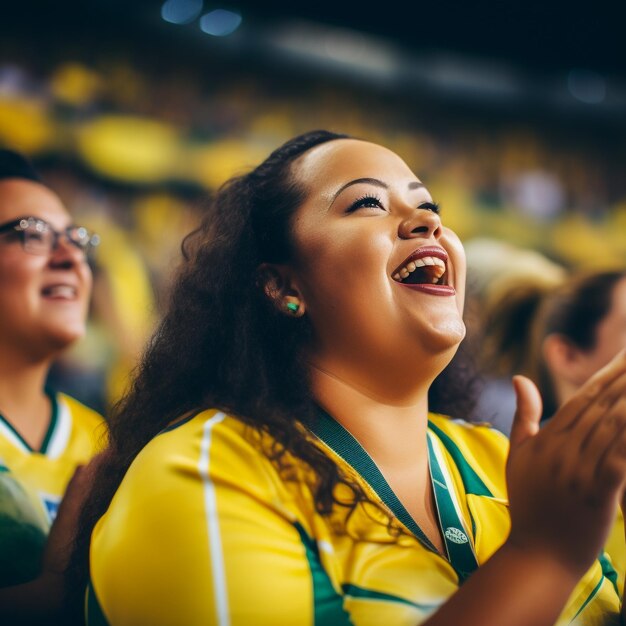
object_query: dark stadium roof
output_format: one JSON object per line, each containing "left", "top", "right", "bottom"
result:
{"left": 3, "top": 0, "right": 624, "bottom": 78}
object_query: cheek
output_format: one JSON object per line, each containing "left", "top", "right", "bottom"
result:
{"left": 82, "top": 263, "right": 94, "bottom": 298}
{"left": 0, "top": 256, "right": 38, "bottom": 298}
{"left": 298, "top": 232, "right": 391, "bottom": 304}
{"left": 440, "top": 227, "right": 466, "bottom": 312}
{"left": 594, "top": 325, "right": 626, "bottom": 367}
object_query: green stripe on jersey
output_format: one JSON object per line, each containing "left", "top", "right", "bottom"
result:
{"left": 427, "top": 421, "right": 493, "bottom": 497}
{"left": 599, "top": 552, "right": 620, "bottom": 597}
{"left": 293, "top": 522, "right": 353, "bottom": 626}
{"left": 572, "top": 575, "right": 605, "bottom": 621}
{"left": 342, "top": 583, "right": 439, "bottom": 611}
{"left": 86, "top": 581, "right": 110, "bottom": 626}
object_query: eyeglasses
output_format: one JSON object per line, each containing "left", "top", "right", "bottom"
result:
{"left": 0, "top": 216, "right": 100, "bottom": 256}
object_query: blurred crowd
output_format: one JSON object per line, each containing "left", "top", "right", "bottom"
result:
{"left": 1, "top": 54, "right": 625, "bottom": 413}
{"left": 2, "top": 38, "right": 626, "bottom": 623}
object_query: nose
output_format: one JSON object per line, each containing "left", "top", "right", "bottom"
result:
{"left": 47, "top": 233, "right": 85, "bottom": 269}
{"left": 398, "top": 207, "right": 442, "bottom": 240}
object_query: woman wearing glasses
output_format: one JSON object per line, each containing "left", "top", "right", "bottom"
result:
{"left": 0, "top": 149, "right": 104, "bottom": 601}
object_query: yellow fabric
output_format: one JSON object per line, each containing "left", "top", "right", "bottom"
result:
{"left": 605, "top": 508, "right": 626, "bottom": 594}
{"left": 0, "top": 393, "right": 105, "bottom": 523}
{"left": 88, "top": 411, "right": 620, "bottom": 625}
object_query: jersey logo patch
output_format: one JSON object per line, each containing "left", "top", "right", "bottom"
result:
{"left": 40, "top": 493, "right": 61, "bottom": 523}
{"left": 444, "top": 527, "right": 468, "bottom": 544}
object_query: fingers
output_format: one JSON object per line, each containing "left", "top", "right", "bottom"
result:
{"left": 543, "top": 351, "right": 626, "bottom": 502}
{"left": 587, "top": 394, "right": 626, "bottom": 496}
{"left": 509, "top": 375, "right": 543, "bottom": 450}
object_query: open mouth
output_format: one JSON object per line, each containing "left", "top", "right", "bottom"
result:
{"left": 392, "top": 246, "right": 449, "bottom": 287}
{"left": 41, "top": 284, "right": 78, "bottom": 299}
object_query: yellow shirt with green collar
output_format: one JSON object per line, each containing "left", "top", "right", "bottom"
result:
{"left": 87, "top": 410, "right": 620, "bottom": 626}
{"left": 0, "top": 391, "right": 105, "bottom": 524}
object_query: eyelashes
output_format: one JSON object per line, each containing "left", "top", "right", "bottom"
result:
{"left": 346, "top": 194, "right": 385, "bottom": 213}
{"left": 346, "top": 195, "right": 442, "bottom": 215}
{"left": 418, "top": 201, "right": 441, "bottom": 215}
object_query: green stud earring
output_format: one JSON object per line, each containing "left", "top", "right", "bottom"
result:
{"left": 286, "top": 302, "right": 300, "bottom": 313}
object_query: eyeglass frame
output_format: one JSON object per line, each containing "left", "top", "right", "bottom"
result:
{"left": 0, "top": 216, "right": 100, "bottom": 256}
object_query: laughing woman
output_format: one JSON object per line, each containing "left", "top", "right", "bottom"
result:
{"left": 71, "top": 131, "right": 626, "bottom": 626}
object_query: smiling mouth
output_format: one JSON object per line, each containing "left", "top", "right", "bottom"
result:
{"left": 41, "top": 285, "right": 78, "bottom": 299}
{"left": 393, "top": 256, "right": 447, "bottom": 286}
{"left": 392, "top": 246, "right": 449, "bottom": 287}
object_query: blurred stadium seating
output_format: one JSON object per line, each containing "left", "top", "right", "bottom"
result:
{"left": 1, "top": 0, "right": 625, "bottom": 412}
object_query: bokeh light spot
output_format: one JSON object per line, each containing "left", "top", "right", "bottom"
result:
{"left": 161, "top": 0, "right": 203, "bottom": 25}
{"left": 567, "top": 69, "right": 607, "bottom": 104}
{"left": 199, "top": 9, "right": 242, "bottom": 37}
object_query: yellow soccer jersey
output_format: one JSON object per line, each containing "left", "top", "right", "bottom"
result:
{"left": 0, "top": 463, "right": 48, "bottom": 586}
{"left": 88, "top": 410, "right": 621, "bottom": 626}
{"left": 605, "top": 508, "right": 626, "bottom": 594}
{"left": 0, "top": 391, "right": 105, "bottom": 524}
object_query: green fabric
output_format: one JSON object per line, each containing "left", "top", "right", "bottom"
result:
{"left": 86, "top": 581, "right": 111, "bottom": 626}
{"left": 310, "top": 407, "right": 437, "bottom": 550}
{"left": 293, "top": 522, "right": 353, "bottom": 626}
{"left": 342, "top": 583, "right": 439, "bottom": 611}
{"left": 571, "top": 576, "right": 605, "bottom": 621}
{"left": 427, "top": 421, "right": 493, "bottom": 497}
{"left": 39, "top": 388, "right": 59, "bottom": 454}
{"left": 427, "top": 433, "right": 478, "bottom": 583}
{"left": 599, "top": 552, "right": 620, "bottom": 597}
{"left": 0, "top": 471, "right": 47, "bottom": 587}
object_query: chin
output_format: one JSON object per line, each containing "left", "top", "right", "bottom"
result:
{"left": 422, "top": 318, "right": 466, "bottom": 354}
{"left": 45, "top": 326, "right": 86, "bottom": 351}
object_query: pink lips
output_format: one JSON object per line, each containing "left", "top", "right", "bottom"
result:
{"left": 392, "top": 245, "right": 455, "bottom": 296}
{"left": 401, "top": 283, "right": 456, "bottom": 296}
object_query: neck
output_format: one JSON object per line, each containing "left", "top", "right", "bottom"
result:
{"left": 0, "top": 353, "right": 52, "bottom": 424}
{"left": 310, "top": 360, "right": 433, "bottom": 472}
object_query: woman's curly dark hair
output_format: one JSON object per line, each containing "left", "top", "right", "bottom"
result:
{"left": 65, "top": 129, "right": 479, "bottom": 621}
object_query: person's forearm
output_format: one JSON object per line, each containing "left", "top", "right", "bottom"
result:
{"left": 422, "top": 541, "right": 582, "bottom": 626}
{"left": 0, "top": 573, "right": 64, "bottom": 625}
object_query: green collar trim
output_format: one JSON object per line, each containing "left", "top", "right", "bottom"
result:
{"left": 310, "top": 408, "right": 487, "bottom": 585}
{"left": 427, "top": 432, "right": 478, "bottom": 582}
{"left": 39, "top": 388, "right": 59, "bottom": 455}
{"left": 158, "top": 409, "right": 203, "bottom": 436}
{"left": 311, "top": 407, "right": 437, "bottom": 551}
{"left": 0, "top": 388, "right": 58, "bottom": 454}
{"left": 427, "top": 421, "right": 493, "bottom": 498}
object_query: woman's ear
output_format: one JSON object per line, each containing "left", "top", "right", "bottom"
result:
{"left": 257, "top": 263, "right": 306, "bottom": 317}
{"left": 542, "top": 334, "right": 586, "bottom": 386}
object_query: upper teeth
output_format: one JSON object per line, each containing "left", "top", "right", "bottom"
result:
{"left": 393, "top": 256, "right": 446, "bottom": 282}
{"left": 44, "top": 285, "right": 76, "bottom": 298}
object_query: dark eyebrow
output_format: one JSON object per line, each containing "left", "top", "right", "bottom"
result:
{"left": 332, "top": 177, "right": 388, "bottom": 202}
{"left": 332, "top": 177, "right": 426, "bottom": 201}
